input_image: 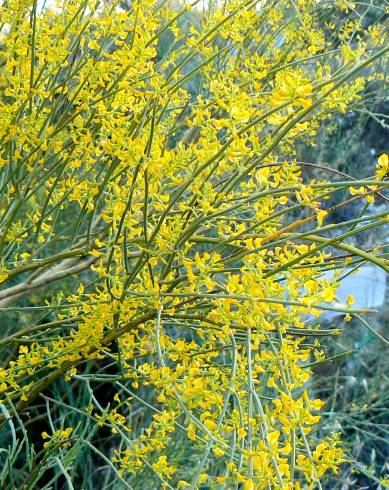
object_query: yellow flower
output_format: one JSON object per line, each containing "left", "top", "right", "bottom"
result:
{"left": 0, "top": 273, "right": 8, "bottom": 283}
{"left": 376, "top": 153, "right": 388, "bottom": 180}
{"left": 317, "top": 209, "right": 328, "bottom": 227}
{"left": 216, "top": 476, "right": 227, "bottom": 484}
{"left": 187, "top": 423, "right": 196, "bottom": 441}
{"left": 346, "top": 295, "right": 355, "bottom": 306}
{"left": 213, "top": 446, "right": 225, "bottom": 457}
{"left": 244, "top": 479, "right": 256, "bottom": 490}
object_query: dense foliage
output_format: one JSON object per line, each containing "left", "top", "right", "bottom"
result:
{"left": 0, "top": 0, "right": 388, "bottom": 488}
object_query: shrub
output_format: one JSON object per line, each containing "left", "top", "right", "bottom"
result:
{"left": 0, "top": 0, "right": 387, "bottom": 488}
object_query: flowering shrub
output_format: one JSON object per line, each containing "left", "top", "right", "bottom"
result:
{"left": 0, "top": 0, "right": 388, "bottom": 488}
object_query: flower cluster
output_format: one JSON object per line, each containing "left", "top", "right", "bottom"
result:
{"left": 0, "top": 0, "right": 387, "bottom": 488}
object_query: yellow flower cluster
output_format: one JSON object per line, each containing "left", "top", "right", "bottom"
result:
{"left": 41, "top": 427, "right": 74, "bottom": 449}
{"left": 0, "top": 0, "right": 387, "bottom": 488}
